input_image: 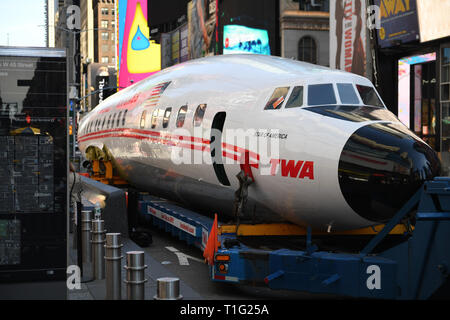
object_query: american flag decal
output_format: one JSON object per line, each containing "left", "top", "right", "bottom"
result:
{"left": 143, "top": 81, "right": 171, "bottom": 107}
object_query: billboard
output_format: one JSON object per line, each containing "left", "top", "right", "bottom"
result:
{"left": 117, "top": 0, "right": 161, "bottom": 90}
{"left": 417, "top": 0, "right": 450, "bottom": 43}
{"left": 330, "top": 0, "right": 366, "bottom": 76}
{"left": 223, "top": 25, "right": 270, "bottom": 55}
{"left": 375, "top": 0, "right": 419, "bottom": 48}
{"left": 188, "top": 0, "right": 217, "bottom": 59}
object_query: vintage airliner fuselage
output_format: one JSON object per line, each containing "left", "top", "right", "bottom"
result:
{"left": 78, "top": 54, "right": 440, "bottom": 231}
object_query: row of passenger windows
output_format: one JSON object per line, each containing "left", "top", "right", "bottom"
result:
{"left": 82, "top": 109, "right": 129, "bottom": 135}
{"left": 139, "top": 104, "right": 206, "bottom": 129}
{"left": 81, "top": 104, "right": 207, "bottom": 135}
{"left": 264, "top": 83, "right": 383, "bottom": 110}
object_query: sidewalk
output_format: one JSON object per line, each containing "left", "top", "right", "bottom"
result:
{"left": 67, "top": 233, "right": 203, "bottom": 300}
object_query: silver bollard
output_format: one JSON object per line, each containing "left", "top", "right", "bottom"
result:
{"left": 81, "top": 210, "right": 94, "bottom": 282}
{"left": 105, "top": 233, "right": 123, "bottom": 300}
{"left": 91, "top": 219, "right": 106, "bottom": 280}
{"left": 154, "top": 277, "right": 183, "bottom": 300}
{"left": 81, "top": 210, "right": 92, "bottom": 263}
{"left": 124, "top": 251, "right": 147, "bottom": 300}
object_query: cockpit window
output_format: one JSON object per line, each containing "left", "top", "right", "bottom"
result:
{"left": 308, "top": 84, "right": 336, "bottom": 106}
{"left": 356, "top": 85, "right": 384, "bottom": 107}
{"left": 285, "top": 86, "right": 303, "bottom": 108}
{"left": 337, "top": 83, "right": 360, "bottom": 104}
{"left": 304, "top": 105, "right": 399, "bottom": 123}
{"left": 264, "top": 87, "right": 289, "bottom": 110}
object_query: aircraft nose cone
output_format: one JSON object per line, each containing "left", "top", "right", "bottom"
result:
{"left": 338, "top": 122, "right": 441, "bottom": 223}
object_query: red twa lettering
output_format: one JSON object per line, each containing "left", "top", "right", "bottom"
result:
{"left": 299, "top": 161, "right": 314, "bottom": 180}
{"left": 271, "top": 158, "right": 315, "bottom": 180}
{"left": 281, "top": 160, "right": 304, "bottom": 178}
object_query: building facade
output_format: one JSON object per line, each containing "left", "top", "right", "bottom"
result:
{"left": 93, "top": 0, "right": 117, "bottom": 66}
{"left": 373, "top": 0, "right": 450, "bottom": 174}
{"left": 79, "top": 0, "right": 117, "bottom": 112}
{"left": 280, "top": 0, "right": 330, "bottom": 66}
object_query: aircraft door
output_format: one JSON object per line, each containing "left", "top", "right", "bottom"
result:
{"left": 210, "top": 112, "right": 230, "bottom": 186}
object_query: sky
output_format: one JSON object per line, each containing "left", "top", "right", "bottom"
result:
{"left": 0, "top": 0, "right": 46, "bottom": 47}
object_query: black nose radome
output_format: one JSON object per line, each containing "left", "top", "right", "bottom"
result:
{"left": 338, "top": 122, "right": 441, "bottom": 223}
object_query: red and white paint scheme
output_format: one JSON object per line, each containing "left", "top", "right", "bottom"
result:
{"left": 78, "top": 54, "right": 440, "bottom": 231}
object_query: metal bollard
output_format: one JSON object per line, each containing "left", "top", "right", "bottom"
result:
{"left": 81, "top": 210, "right": 93, "bottom": 263}
{"left": 81, "top": 210, "right": 94, "bottom": 282}
{"left": 105, "top": 233, "right": 123, "bottom": 300}
{"left": 154, "top": 277, "right": 183, "bottom": 300}
{"left": 91, "top": 219, "right": 106, "bottom": 280}
{"left": 124, "top": 251, "right": 147, "bottom": 300}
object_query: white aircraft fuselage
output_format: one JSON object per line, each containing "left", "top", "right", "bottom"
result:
{"left": 78, "top": 54, "right": 440, "bottom": 231}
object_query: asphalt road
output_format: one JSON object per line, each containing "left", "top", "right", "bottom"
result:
{"left": 140, "top": 222, "right": 343, "bottom": 300}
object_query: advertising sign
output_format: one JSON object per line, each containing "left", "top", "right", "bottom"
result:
{"left": 417, "top": 0, "right": 450, "bottom": 43}
{"left": 330, "top": 0, "right": 367, "bottom": 76}
{"left": 188, "top": 0, "right": 217, "bottom": 59}
{"left": 223, "top": 25, "right": 270, "bottom": 55}
{"left": 117, "top": 0, "right": 161, "bottom": 89}
{"left": 374, "top": 0, "right": 419, "bottom": 48}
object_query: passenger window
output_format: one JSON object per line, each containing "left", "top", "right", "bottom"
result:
{"left": 285, "top": 86, "right": 303, "bottom": 108}
{"left": 193, "top": 104, "right": 207, "bottom": 127}
{"left": 337, "top": 83, "right": 360, "bottom": 104}
{"left": 308, "top": 84, "right": 336, "bottom": 106}
{"left": 356, "top": 85, "right": 384, "bottom": 107}
{"left": 102, "top": 117, "right": 106, "bottom": 129}
{"left": 140, "top": 111, "right": 146, "bottom": 129}
{"left": 265, "top": 87, "right": 289, "bottom": 110}
{"left": 112, "top": 113, "right": 117, "bottom": 128}
{"left": 107, "top": 114, "right": 112, "bottom": 128}
{"left": 163, "top": 107, "right": 172, "bottom": 128}
{"left": 117, "top": 111, "right": 122, "bottom": 127}
{"left": 151, "top": 108, "right": 159, "bottom": 129}
{"left": 176, "top": 105, "right": 188, "bottom": 128}
{"left": 122, "top": 109, "right": 128, "bottom": 126}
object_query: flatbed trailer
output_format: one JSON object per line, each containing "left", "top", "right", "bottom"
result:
{"left": 135, "top": 177, "right": 450, "bottom": 299}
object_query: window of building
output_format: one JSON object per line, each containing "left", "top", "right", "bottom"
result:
{"left": 299, "top": 0, "right": 330, "bottom": 12}
{"left": 193, "top": 104, "right": 207, "bottom": 126}
{"left": 111, "top": 9, "right": 115, "bottom": 16}
{"left": 308, "top": 84, "right": 336, "bottom": 105}
{"left": 101, "top": 57, "right": 109, "bottom": 64}
{"left": 337, "top": 83, "right": 360, "bottom": 104}
{"left": 356, "top": 85, "right": 384, "bottom": 107}
{"left": 112, "top": 57, "right": 116, "bottom": 65}
{"left": 101, "top": 20, "right": 108, "bottom": 29}
{"left": 176, "top": 105, "right": 188, "bottom": 127}
{"left": 163, "top": 107, "right": 172, "bottom": 128}
{"left": 285, "top": 86, "right": 304, "bottom": 108}
{"left": 101, "top": 32, "right": 109, "bottom": 41}
{"left": 140, "top": 111, "right": 146, "bottom": 129}
{"left": 265, "top": 87, "right": 289, "bottom": 110}
{"left": 117, "top": 111, "right": 122, "bottom": 127}
{"left": 122, "top": 109, "right": 128, "bottom": 126}
{"left": 101, "top": 8, "right": 108, "bottom": 15}
{"left": 298, "top": 36, "right": 317, "bottom": 64}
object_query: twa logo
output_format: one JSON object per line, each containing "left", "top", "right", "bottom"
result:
{"left": 270, "top": 159, "right": 314, "bottom": 180}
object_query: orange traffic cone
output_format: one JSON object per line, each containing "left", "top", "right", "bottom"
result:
{"left": 203, "top": 213, "right": 220, "bottom": 266}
